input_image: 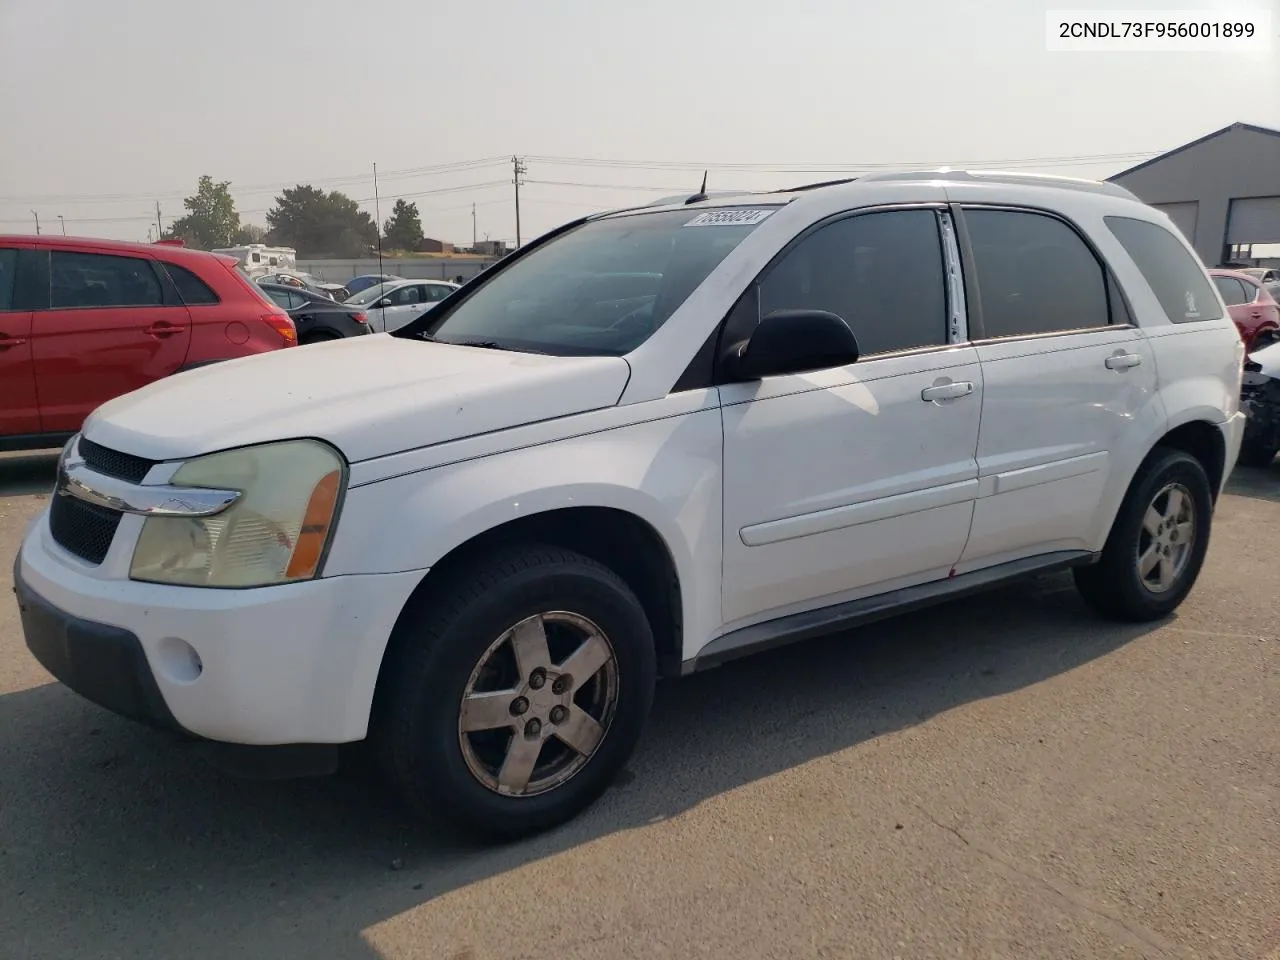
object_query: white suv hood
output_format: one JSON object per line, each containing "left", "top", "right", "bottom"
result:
{"left": 82, "top": 335, "right": 632, "bottom": 463}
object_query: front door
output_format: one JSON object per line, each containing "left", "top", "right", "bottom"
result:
{"left": 31, "top": 249, "right": 192, "bottom": 433}
{"left": 954, "top": 205, "right": 1159, "bottom": 569}
{"left": 719, "top": 207, "right": 984, "bottom": 628}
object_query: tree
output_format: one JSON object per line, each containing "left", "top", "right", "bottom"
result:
{"left": 383, "top": 199, "right": 424, "bottom": 252}
{"left": 235, "top": 223, "right": 267, "bottom": 244}
{"left": 164, "top": 175, "right": 241, "bottom": 250}
{"left": 264, "top": 185, "right": 378, "bottom": 258}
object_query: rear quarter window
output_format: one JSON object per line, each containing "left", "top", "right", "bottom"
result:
{"left": 1105, "top": 216, "right": 1223, "bottom": 324}
{"left": 163, "top": 262, "right": 220, "bottom": 305}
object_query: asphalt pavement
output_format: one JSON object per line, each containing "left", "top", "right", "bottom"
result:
{"left": 1, "top": 450, "right": 1276, "bottom": 960}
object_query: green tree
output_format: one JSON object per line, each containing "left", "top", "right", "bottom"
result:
{"left": 265, "top": 185, "right": 378, "bottom": 258}
{"left": 164, "top": 175, "right": 241, "bottom": 250}
{"left": 383, "top": 199, "right": 424, "bottom": 252}
{"left": 235, "top": 223, "right": 267, "bottom": 244}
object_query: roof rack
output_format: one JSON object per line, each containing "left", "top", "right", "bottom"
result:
{"left": 857, "top": 169, "right": 1140, "bottom": 201}
{"left": 774, "top": 177, "right": 859, "bottom": 193}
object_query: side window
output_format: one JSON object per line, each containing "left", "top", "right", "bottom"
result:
{"left": 1240, "top": 279, "right": 1261, "bottom": 303}
{"left": 268, "top": 256, "right": 278, "bottom": 266}
{"left": 265, "top": 289, "right": 291, "bottom": 309}
{"left": 50, "top": 251, "right": 164, "bottom": 309}
{"left": 426, "top": 284, "right": 451, "bottom": 301}
{"left": 962, "top": 208, "right": 1110, "bottom": 338}
{"left": 758, "top": 209, "right": 948, "bottom": 357}
{"left": 0, "top": 248, "right": 16, "bottom": 311}
{"left": 1104, "top": 216, "right": 1223, "bottom": 323}
{"left": 1212, "top": 276, "right": 1248, "bottom": 306}
{"left": 164, "top": 263, "right": 220, "bottom": 305}
{"left": 252, "top": 252, "right": 262, "bottom": 263}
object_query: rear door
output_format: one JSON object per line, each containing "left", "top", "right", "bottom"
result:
{"left": 954, "top": 205, "right": 1158, "bottom": 569}
{"left": 31, "top": 248, "right": 193, "bottom": 433}
{"left": 0, "top": 246, "right": 40, "bottom": 437}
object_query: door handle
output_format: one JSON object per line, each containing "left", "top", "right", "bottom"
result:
{"left": 920, "top": 380, "right": 974, "bottom": 403}
{"left": 1104, "top": 352, "right": 1143, "bottom": 371}
{"left": 0, "top": 334, "right": 27, "bottom": 349}
{"left": 145, "top": 321, "right": 183, "bottom": 338}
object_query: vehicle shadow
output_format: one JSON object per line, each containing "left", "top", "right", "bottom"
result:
{"left": 1224, "top": 462, "right": 1280, "bottom": 504}
{"left": 0, "top": 452, "right": 57, "bottom": 498}
{"left": 0, "top": 574, "right": 1157, "bottom": 960}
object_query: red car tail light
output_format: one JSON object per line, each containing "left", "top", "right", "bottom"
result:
{"left": 352, "top": 312, "right": 368, "bottom": 324}
{"left": 264, "top": 313, "right": 297, "bottom": 347}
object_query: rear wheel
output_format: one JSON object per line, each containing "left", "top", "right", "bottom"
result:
{"left": 374, "top": 544, "right": 656, "bottom": 842}
{"left": 1236, "top": 439, "right": 1278, "bottom": 468}
{"left": 1074, "top": 448, "right": 1213, "bottom": 622}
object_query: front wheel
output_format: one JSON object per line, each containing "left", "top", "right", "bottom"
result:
{"left": 1074, "top": 448, "right": 1213, "bottom": 622}
{"left": 374, "top": 544, "right": 656, "bottom": 842}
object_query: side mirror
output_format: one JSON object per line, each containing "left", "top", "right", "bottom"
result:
{"left": 376, "top": 298, "right": 392, "bottom": 308}
{"left": 725, "top": 309, "right": 860, "bottom": 380}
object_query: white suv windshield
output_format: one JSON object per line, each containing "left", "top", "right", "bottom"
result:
{"left": 408, "top": 206, "right": 778, "bottom": 356}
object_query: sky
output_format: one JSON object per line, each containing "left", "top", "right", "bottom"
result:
{"left": 1, "top": 0, "right": 1278, "bottom": 248}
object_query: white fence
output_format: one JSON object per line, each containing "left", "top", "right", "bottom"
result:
{"left": 297, "top": 257, "right": 497, "bottom": 284}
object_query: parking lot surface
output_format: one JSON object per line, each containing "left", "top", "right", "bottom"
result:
{"left": 1, "top": 450, "right": 1276, "bottom": 960}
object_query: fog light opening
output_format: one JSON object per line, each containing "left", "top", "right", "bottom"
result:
{"left": 156, "top": 637, "right": 203, "bottom": 685}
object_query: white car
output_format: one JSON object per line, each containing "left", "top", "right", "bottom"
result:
{"left": 344, "top": 278, "right": 459, "bottom": 332}
{"left": 15, "top": 170, "right": 1246, "bottom": 841}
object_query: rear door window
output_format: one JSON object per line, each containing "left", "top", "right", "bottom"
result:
{"left": 961, "top": 208, "right": 1111, "bottom": 338}
{"left": 0, "top": 248, "right": 16, "bottom": 310}
{"left": 50, "top": 251, "right": 164, "bottom": 309}
{"left": 1104, "top": 216, "right": 1222, "bottom": 323}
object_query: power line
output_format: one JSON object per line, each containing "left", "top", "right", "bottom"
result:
{"left": 0, "top": 157, "right": 511, "bottom": 206}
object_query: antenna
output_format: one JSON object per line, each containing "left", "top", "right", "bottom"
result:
{"left": 373, "top": 162, "right": 384, "bottom": 279}
{"left": 685, "top": 170, "right": 709, "bottom": 205}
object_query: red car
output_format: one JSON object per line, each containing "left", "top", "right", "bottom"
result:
{"left": 0, "top": 235, "right": 297, "bottom": 452}
{"left": 1209, "top": 268, "right": 1280, "bottom": 352}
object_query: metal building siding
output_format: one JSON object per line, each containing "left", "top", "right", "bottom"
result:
{"left": 1109, "top": 124, "right": 1280, "bottom": 264}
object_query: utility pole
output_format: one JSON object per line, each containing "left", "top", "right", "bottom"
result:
{"left": 154, "top": 201, "right": 162, "bottom": 240}
{"left": 31, "top": 210, "right": 40, "bottom": 235}
{"left": 472, "top": 202, "right": 477, "bottom": 249}
{"left": 512, "top": 156, "right": 526, "bottom": 248}
{"left": 57, "top": 215, "right": 66, "bottom": 235}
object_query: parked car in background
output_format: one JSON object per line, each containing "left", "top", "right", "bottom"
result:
{"left": 0, "top": 235, "right": 296, "bottom": 452}
{"left": 343, "top": 277, "right": 458, "bottom": 332}
{"left": 1240, "top": 340, "right": 1280, "bottom": 466}
{"left": 255, "top": 271, "right": 343, "bottom": 300}
{"left": 1239, "top": 267, "right": 1280, "bottom": 285}
{"left": 259, "top": 282, "right": 371, "bottom": 344}
{"left": 1209, "top": 269, "right": 1280, "bottom": 351}
{"left": 344, "top": 273, "right": 402, "bottom": 296}
{"left": 13, "top": 171, "right": 1246, "bottom": 841}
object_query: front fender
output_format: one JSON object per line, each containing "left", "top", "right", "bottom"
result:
{"left": 323, "top": 398, "right": 726, "bottom": 660}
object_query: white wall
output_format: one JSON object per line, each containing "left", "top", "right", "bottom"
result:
{"left": 297, "top": 257, "right": 497, "bottom": 283}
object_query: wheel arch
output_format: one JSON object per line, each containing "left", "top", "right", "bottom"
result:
{"left": 374, "top": 504, "right": 688, "bottom": 697}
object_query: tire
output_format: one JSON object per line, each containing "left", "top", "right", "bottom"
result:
{"left": 300, "top": 332, "right": 340, "bottom": 346}
{"left": 1235, "top": 440, "right": 1277, "bottom": 468}
{"left": 1073, "top": 447, "right": 1213, "bottom": 622}
{"left": 373, "top": 544, "right": 656, "bottom": 842}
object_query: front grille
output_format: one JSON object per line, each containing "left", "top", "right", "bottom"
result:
{"left": 49, "top": 495, "right": 123, "bottom": 565}
{"left": 79, "top": 437, "right": 157, "bottom": 483}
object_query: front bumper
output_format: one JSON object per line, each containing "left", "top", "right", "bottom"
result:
{"left": 1224, "top": 409, "right": 1247, "bottom": 484}
{"left": 15, "top": 515, "right": 425, "bottom": 746}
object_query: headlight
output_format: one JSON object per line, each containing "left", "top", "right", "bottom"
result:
{"left": 130, "top": 439, "right": 345, "bottom": 588}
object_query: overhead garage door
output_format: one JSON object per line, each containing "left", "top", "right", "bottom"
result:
{"left": 1152, "top": 201, "right": 1199, "bottom": 242}
{"left": 1226, "top": 196, "right": 1280, "bottom": 244}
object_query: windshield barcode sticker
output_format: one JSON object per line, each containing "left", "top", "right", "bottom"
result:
{"left": 683, "top": 209, "right": 775, "bottom": 227}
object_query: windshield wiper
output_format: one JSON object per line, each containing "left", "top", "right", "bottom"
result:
{"left": 444, "top": 338, "right": 549, "bottom": 355}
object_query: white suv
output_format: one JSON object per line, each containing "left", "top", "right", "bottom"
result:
{"left": 14, "top": 171, "right": 1246, "bottom": 841}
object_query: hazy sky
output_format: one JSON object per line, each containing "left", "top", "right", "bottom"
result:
{"left": 2, "top": 0, "right": 1278, "bottom": 247}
